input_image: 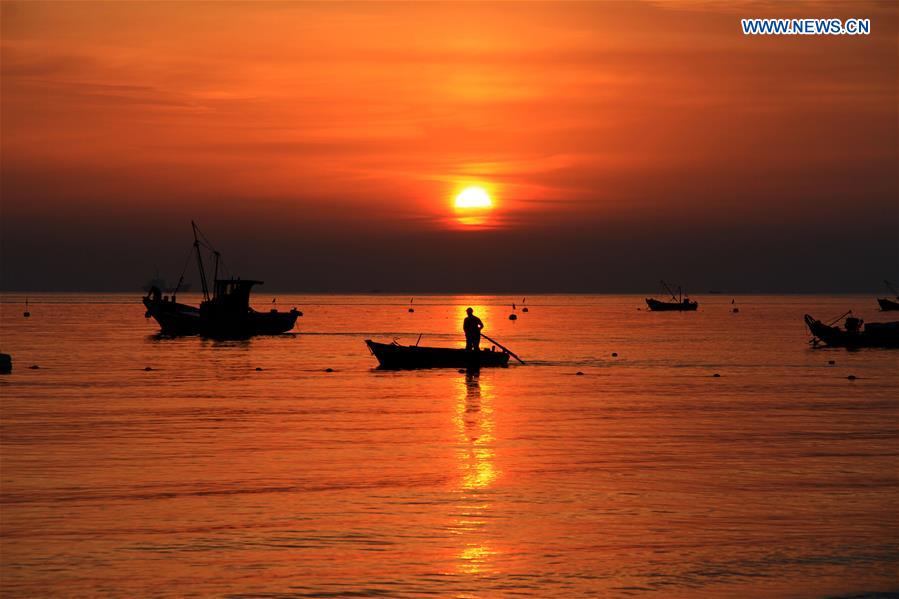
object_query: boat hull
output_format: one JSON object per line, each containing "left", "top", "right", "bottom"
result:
{"left": 143, "top": 298, "right": 298, "bottom": 338}
{"left": 366, "top": 340, "right": 510, "bottom": 369}
{"left": 199, "top": 309, "right": 300, "bottom": 339}
{"left": 645, "top": 298, "right": 698, "bottom": 311}
{"left": 804, "top": 314, "right": 899, "bottom": 348}
{"left": 877, "top": 298, "right": 899, "bottom": 311}
{"left": 143, "top": 297, "right": 201, "bottom": 335}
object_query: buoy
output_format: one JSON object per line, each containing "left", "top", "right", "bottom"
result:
{"left": 458, "top": 369, "right": 466, "bottom": 374}
{"left": 325, "top": 368, "right": 334, "bottom": 373}
{"left": 509, "top": 313, "right": 517, "bottom": 321}
{"left": 255, "top": 367, "right": 263, "bottom": 371}
{"left": 732, "top": 308, "right": 739, "bottom": 313}
{"left": 29, "top": 364, "right": 40, "bottom": 370}
{"left": 522, "top": 307, "right": 528, "bottom": 313}
{"left": 144, "top": 366, "right": 153, "bottom": 371}
{"left": 0, "top": 353, "right": 11, "bottom": 374}
{"left": 23, "top": 298, "right": 30, "bottom": 318}
{"left": 847, "top": 375, "right": 857, "bottom": 380}
{"left": 712, "top": 373, "right": 721, "bottom": 378}
{"left": 828, "top": 360, "right": 835, "bottom": 365}
{"left": 576, "top": 371, "right": 584, "bottom": 376}
{"left": 611, "top": 352, "right": 618, "bottom": 357}
{"left": 408, "top": 298, "right": 414, "bottom": 313}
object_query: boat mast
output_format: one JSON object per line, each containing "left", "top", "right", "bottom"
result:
{"left": 661, "top": 280, "right": 678, "bottom": 302}
{"left": 192, "top": 221, "right": 210, "bottom": 301}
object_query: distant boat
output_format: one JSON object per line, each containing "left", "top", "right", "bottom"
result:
{"left": 141, "top": 269, "right": 191, "bottom": 294}
{"left": 143, "top": 222, "right": 300, "bottom": 338}
{"left": 645, "top": 281, "right": 698, "bottom": 311}
{"left": 877, "top": 280, "right": 899, "bottom": 311}
{"left": 804, "top": 312, "right": 898, "bottom": 348}
{"left": 365, "top": 339, "right": 510, "bottom": 369}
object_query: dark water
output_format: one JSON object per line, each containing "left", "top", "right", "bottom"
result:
{"left": 1, "top": 294, "right": 897, "bottom": 597}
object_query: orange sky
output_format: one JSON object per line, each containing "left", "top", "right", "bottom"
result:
{"left": 1, "top": 1, "right": 896, "bottom": 291}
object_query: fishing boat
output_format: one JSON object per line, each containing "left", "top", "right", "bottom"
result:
{"left": 804, "top": 312, "right": 899, "bottom": 348}
{"left": 143, "top": 222, "right": 300, "bottom": 338}
{"left": 365, "top": 339, "right": 510, "bottom": 369}
{"left": 877, "top": 280, "right": 899, "bottom": 311}
{"left": 645, "top": 281, "right": 698, "bottom": 311}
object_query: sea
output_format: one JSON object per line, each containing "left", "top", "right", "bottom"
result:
{"left": 1, "top": 293, "right": 897, "bottom": 598}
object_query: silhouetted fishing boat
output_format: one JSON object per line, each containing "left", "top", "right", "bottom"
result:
{"left": 877, "top": 280, "right": 899, "bottom": 311}
{"left": 143, "top": 222, "right": 300, "bottom": 338}
{"left": 645, "top": 281, "right": 698, "bottom": 311}
{"left": 804, "top": 312, "right": 899, "bottom": 348}
{"left": 365, "top": 339, "right": 510, "bottom": 369}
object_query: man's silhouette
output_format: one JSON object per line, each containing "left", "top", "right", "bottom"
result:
{"left": 463, "top": 307, "right": 484, "bottom": 352}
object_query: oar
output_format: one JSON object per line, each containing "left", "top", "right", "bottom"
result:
{"left": 480, "top": 332, "right": 525, "bottom": 365}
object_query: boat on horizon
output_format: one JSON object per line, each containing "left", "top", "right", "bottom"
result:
{"left": 877, "top": 280, "right": 899, "bottom": 311}
{"left": 141, "top": 268, "right": 191, "bottom": 294}
{"left": 645, "top": 281, "right": 698, "bottom": 311}
{"left": 365, "top": 339, "right": 510, "bottom": 369}
{"left": 143, "top": 222, "right": 300, "bottom": 338}
{"left": 804, "top": 312, "right": 898, "bottom": 348}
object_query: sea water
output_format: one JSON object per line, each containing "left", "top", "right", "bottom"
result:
{"left": 1, "top": 294, "right": 896, "bottom": 597}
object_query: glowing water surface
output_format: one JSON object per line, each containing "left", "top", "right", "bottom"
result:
{"left": 1, "top": 294, "right": 896, "bottom": 597}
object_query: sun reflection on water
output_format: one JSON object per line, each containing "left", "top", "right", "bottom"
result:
{"left": 451, "top": 372, "right": 500, "bottom": 575}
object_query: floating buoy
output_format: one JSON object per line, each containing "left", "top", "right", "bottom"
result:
{"left": 847, "top": 375, "right": 857, "bottom": 380}
{"left": 732, "top": 308, "right": 739, "bottom": 313}
{"left": 828, "top": 360, "right": 835, "bottom": 365}
{"left": 522, "top": 307, "right": 529, "bottom": 312}
{"left": 255, "top": 367, "right": 263, "bottom": 371}
{"left": 408, "top": 298, "right": 414, "bottom": 313}
{"left": 575, "top": 371, "right": 584, "bottom": 376}
{"left": 325, "top": 368, "right": 334, "bottom": 373}
{"left": 611, "top": 352, "right": 618, "bottom": 357}
{"left": 509, "top": 313, "right": 517, "bottom": 321}
{"left": 29, "top": 364, "right": 40, "bottom": 370}
{"left": 144, "top": 366, "right": 153, "bottom": 371}
{"left": 23, "top": 297, "right": 31, "bottom": 318}
{"left": 712, "top": 373, "right": 721, "bottom": 378}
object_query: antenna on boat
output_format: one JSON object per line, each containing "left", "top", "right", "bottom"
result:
{"left": 192, "top": 221, "right": 210, "bottom": 301}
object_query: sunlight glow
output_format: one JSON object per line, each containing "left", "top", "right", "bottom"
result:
{"left": 454, "top": 186, "right": 492, "bottom": 209}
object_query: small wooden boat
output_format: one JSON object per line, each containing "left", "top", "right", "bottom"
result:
{"left": 877, "top": 280, "right": 899, "bottom": 311}
{"left": 645, "top": 281, "right": 698, "bottom": 311}
{"left": 804, "top": 313, "right": 899, "bottom": 348}
{"left": 366, "top": 339, "right": 510, "bottom": 369}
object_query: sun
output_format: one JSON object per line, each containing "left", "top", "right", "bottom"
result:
{"left": 455, "top": 186, "right": 492, "bottom": 210}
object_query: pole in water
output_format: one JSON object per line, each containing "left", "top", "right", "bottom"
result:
{"left": 23, "top": 297, "right": 30, "bottom": 318}
{"left": 522, "top": 297, "right": 528, "bottom": 312}
{"left": 408, "top": 298, "right": 414, "bottom": 313}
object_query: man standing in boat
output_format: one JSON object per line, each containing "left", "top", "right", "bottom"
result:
{"left": 463, "top": 307, "right": 484, "bottom": 352}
